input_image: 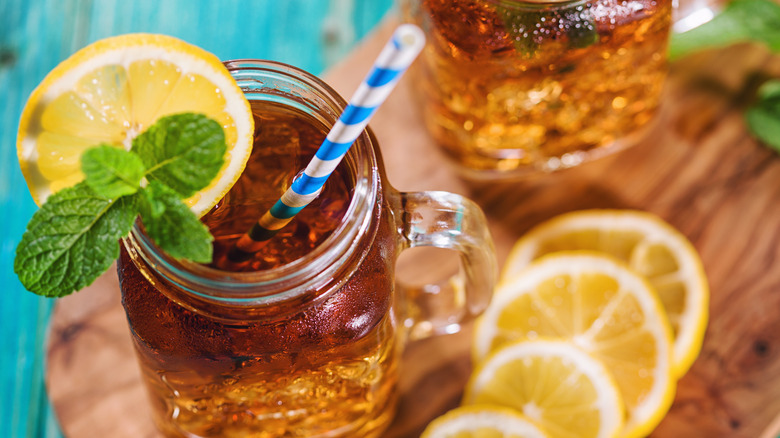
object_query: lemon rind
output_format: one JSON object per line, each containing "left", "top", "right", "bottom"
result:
{"left": 465, "top": 339, "right": 625, "bottom": 438}
{"left": 476, "top": 252, "right": 676, "bottom": 438}
{"left": 421, "top": 405, "right": 550, "bottom": 438}
{"left": 17, "top": 33, "right": 253, "bottom": 217}
{"left": 501, "top": 209, "right": 709, "bottom": 377}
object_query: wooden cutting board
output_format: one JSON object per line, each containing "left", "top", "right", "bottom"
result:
{"left": 46, "top": 18, "right": 780, "bottom": 438}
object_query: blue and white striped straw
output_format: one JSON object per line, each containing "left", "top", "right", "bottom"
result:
{"left": 227, "top": 24, "right": 425, "bottom": 263}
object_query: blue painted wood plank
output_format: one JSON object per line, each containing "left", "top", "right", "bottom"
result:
{"left": 0, "top": 0, "right": 392, "bottom": 436}
{"left": 1, "top": 1, "right": 94, "bottom": 436}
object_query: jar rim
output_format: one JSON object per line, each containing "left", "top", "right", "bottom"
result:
{"left": 126, "top": 60, "right": 379, "bottom": 306}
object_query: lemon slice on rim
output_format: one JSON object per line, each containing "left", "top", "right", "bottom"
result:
{"left": 464, "top": 340, "right": 624, "bottom": 438}
{"left": 17, "top": 33, "right": 253, "bottom": 216}
{"left": 475, "top": 252, "right": 675, "bottom": 438}
{"left": 501, "top": 209, "right": 709, "bottom": 377}
{"left": 421, "top": 405, "right": 550, "bottom": 438}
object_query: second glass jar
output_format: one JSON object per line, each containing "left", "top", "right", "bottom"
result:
{"left": 401, "top": 0, "right": 673, "bottom": 179}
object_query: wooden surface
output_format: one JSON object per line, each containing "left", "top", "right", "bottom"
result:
{"left": 46, "top": 18, "right": 780, "bottom": 438}
{"left": 0, "top": 1, "right": 392, "bottom": 437}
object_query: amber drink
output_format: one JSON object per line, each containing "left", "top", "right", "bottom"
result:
{"left": 118, "top": 61, "right": 497, "bottom": 438}
{"left": 402, "top": 0, "right": 673, "bottom": 177}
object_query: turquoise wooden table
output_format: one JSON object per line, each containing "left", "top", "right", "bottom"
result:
{"left": 0, "top": 1, "right": 393, "bottom": 436}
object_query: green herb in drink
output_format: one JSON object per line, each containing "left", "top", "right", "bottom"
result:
{"left": 14, "top": 113, "right": 225, "bottom": 298}
{"left": 495, "top": 2, "right": 598, "bottom": 57}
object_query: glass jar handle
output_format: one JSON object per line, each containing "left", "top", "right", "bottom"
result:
{"left": 395, "top": 191, "right": 497, "bottom": 341}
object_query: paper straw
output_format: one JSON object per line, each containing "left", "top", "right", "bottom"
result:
{"left": 225, "top": 24, "right": 425, "bottom": 264}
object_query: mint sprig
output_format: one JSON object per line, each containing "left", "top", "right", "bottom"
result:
{"left": 745, "top": 80, "right": 780, "bottom": 152}
{"left": 132, "top": 113, "right": 226, "bottom": 198}
{"left": 669, "top": 0, "right": 780, "bottom": 153}
{"left": 15, "top": 113, "right": 226, "bottom": 298}
{"left": 14, "top": 184, "right": 140, "bottom": 297}
{"left": 669, "top": 0, "right": 780, "bottom": 60}
{"left": 140, "top": 181, "right": 214, "bottom": 263}
{"left": 494, "top": 3, "right": 598, "bottom": 58}
{"left": 82, "top": 145, "right": 146, "bottom": 198}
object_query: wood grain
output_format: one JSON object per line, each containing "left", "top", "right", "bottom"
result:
{"left": 47, "top": 19, "right": 780, "bottom": 438}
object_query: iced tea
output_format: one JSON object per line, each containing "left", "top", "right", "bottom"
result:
{"left": 119, "top": 101, "right": 401, "bottom": 437}
{"left": 118, "top": 60, "right": 498, "bottom": 438}
{"left": 402, "top": 0, "right": 672, "bottom": 177}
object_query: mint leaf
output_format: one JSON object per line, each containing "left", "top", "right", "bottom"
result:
{"left": 141, "top": 184, "right": 167, "bottom": 219}
{"left": 140, "top": 181, "right": 213, "bottom": 263}
{"left": 15, "top": 112, "right": 229, "bottom": 297}
{"left": 745, "top": 80, "right": 780, "bottom": 152}
{"left": 81, "top": 145, "right": 145, "bottom": 198}
{"left": 669, "top": 0, "right": 780, "bottom": 60}
{"left": 14, "top": 182, "right": 139, "bottom": 297}
{"left": 132, "top": 113, "right": 226, "bottom": 198}
{"left": 494, "top": 3, "right": 598, "bottom": 57}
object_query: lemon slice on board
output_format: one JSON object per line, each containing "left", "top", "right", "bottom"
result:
{"left": 501, "top": 209, "right": 709, "bottom": 377}
{"left": 474, "top": 252, "right": 675, "bottom": 438}
{"left": 463, "top": 340, "right": 624, "bottom": 438}
{"left": 17, "top": 33, "right": 254, "bottom": 216}
{"left": 421, "top": 405, "right": 550, "bottom": 438}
